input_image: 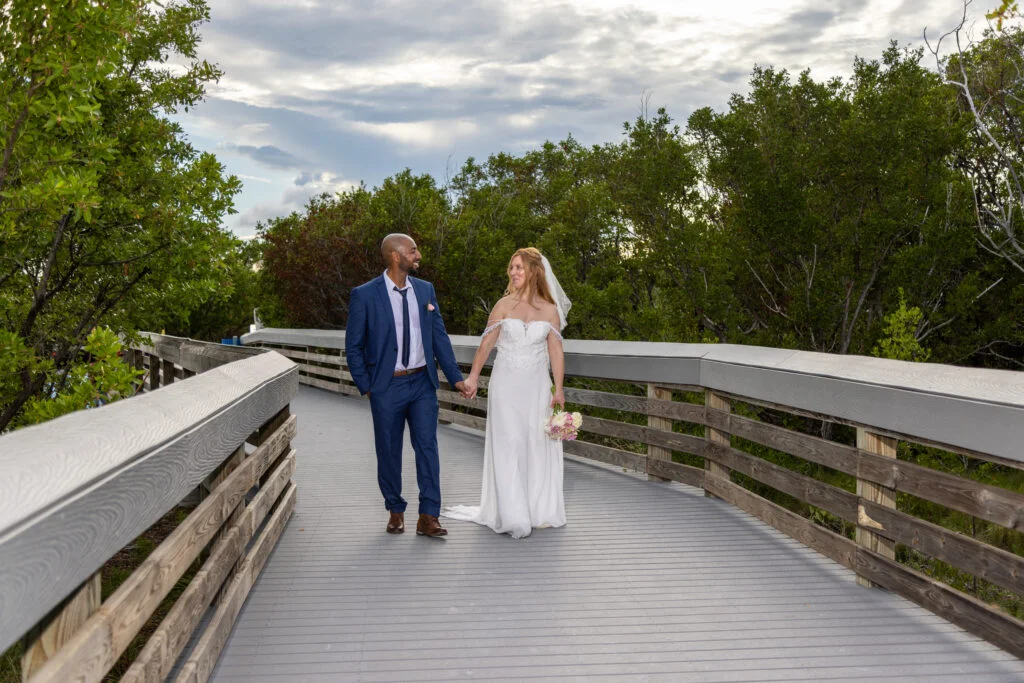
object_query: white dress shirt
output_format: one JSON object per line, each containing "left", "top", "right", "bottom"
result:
{"left": 383, "top": 271, "right": 426, "bottom": 371}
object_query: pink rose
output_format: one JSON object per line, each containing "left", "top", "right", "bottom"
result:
{"left": 427, "top": 303, "right": 435, "bottom": 312}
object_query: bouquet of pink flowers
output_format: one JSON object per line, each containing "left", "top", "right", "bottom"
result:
{"left": 543, "top": 405, "right": 583, "bottom": 441}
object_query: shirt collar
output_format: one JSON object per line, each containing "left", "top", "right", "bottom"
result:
{"left": 383, "top": 271, "right": 410, "bottom": 293}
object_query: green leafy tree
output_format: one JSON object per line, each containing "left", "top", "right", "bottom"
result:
{"left": 689, "top": 46, "right": 981, "bottom": 356}
{"left": 258, "top": 188, "right": 376, "bottom": 329}
{"left": 987, "top": 0, "right": 1020, "bottom": 29}
{"left": 608, "top": 107, "right": 720, "bottom": 342}
{"left": 165, "top": 236, "right": 265, "bottom": 341}
{"left": 0, "top": 1, "right": 240, "bottom": 430}
{"left": 16, "top": 327, "right": 141, "bottom": 428}
{"left": 871, "top": 289, "right": 931, "bottom": 361}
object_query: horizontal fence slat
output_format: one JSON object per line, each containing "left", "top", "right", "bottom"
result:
{"left": 860, "top": 498, "right": 1024, "bottom": 597}
{"left": 270, "top": 347, "right": 344, "bottom": 365}
{"left": 563, "top": 440, "right": 646, "bottom": 472}
{"left": 25, "top": 417, "right": 297, "bottom": 683}
{"left": 704, "top": 475, "right": 859, "bottom": 569}
{"left": 118, "top": 528, "right": 245, "bottom": 683}
{"left": 645, "top": 458, "right": 705, "bottom": 488}
{"left": 175, "top": 482, "right": 298, "bottom": 683}
{"left": 438, "top": 409, "right": 487, "bottom": 432}
{"left": 436, "top": 389, "right": 487, "bottom": 412}
{"left": 296, "top": 363, "right": 344, "bottom": 380}
{"left": 563, "top": 387, "right": 707, "bottom": 424}
{"left": 582, "top": 416, "right": 707, "bottom": 457}
{"left": 298, "top": 374, "right": 343, "bottom": 393}
{"left": 705, "top": 443, "right": 859, "bottom": 523}
{"left": 856, "top": 547, "right": 1024, "bottom": 659}
{"left": 857, "top": 451, "right": 1024, "bottom": 531}
{"left": 124, "top": 449, "right": 297, "bottom": 683}
{"left": 716, "top": 410, "right": 860, "bottom": 478}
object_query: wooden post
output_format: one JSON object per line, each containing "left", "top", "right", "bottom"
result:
{"left": 21, "top": 573, "right": 101, "bottom": 681}
{"left": 856, "top": 428, "right": 898, "bottom": 588}
{"left": 149, "top": 354, "right": 161, "bottom": 391}
{"left": 162, "top": 359, "right": 176, "bottom": 386}
{"left": 647, "top": 384, "right": 673, "bottom": 481}
{"left": 704, "top": 391, "right": 732, "bottom": 498}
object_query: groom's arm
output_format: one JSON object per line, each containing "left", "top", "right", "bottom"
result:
{"left": 426, "top": 285, "right": 464, "bottom": 386}
{"left": 345, "top": 286, "right": 372, "bottom": 395}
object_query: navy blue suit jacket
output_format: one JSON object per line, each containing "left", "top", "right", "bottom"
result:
{"left": 345, "top": 275, "right": 464, "bottom": 396}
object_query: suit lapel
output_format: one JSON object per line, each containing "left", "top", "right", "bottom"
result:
{"left": 375, "top": 276, "right": 397, "bottom": 346}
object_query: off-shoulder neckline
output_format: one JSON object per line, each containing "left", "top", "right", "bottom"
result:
{"left": 483, "top": 318, "right": 562, "bottom": 337}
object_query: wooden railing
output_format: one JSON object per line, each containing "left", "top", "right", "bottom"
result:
{"left": 0, "top": 333, "right": 298, "bottom": 682}
{"left": 244, "top": 327, "right": 1024, "bottom": 658}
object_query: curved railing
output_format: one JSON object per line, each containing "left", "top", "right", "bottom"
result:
{"left": 244, "top": 327, "right": 1024, "bottom": 658}
{"left": 0, "top": 334, "right": 298, "bottom": 682}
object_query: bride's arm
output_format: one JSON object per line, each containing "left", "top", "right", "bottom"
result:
{"left": 547, "top": 314, "right": 565, "bottom": 410}
{"left": 464, "top": 301, "right": 506, "bottom": 398}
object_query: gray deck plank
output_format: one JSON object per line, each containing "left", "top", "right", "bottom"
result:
{"left": 209, "top": 386, "right": 1024, "bottom": 682}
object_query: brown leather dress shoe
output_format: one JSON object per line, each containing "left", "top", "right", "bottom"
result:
{"left": 416, "top": 514, "right": 448, "bottom": 538}
{"left": 386, "top": 511, "right": 404, "bottom": 534}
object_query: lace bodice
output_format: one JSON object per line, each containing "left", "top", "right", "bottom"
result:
{"left": 484, "top": 319, "right": 561, "bottom": 371}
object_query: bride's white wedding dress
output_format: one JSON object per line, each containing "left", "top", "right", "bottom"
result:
{"left": 443, "top": 318, "right": 566, "bottom": 539}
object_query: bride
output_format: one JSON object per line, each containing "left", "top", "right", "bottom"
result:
{"left": 442, "top": 248, "right": 570, "bottom": 539}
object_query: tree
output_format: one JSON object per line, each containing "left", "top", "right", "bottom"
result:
{"left": 164, "top": 236, "right": 264, "bottom": 341}
{"left": 0, "top": 1, "right": 240, "bottom": 430}
{"left": 607, "top": 106, "right": 720, "bottom": 342}
{"left": 258, "top": 188, "right": 376, "bottom": 329}
{"left": 987, "top": 0, "right": 1020, "bottom": 29}
{"left": 689, "top": 47, "right": 983, "bottom": 357}
{"left": 927, "top": 6, "right": 1024, "bottom": 275}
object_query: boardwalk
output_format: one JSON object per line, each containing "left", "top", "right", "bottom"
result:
{"left": 209, "top": 386, "right": 1024, "bottom": 682}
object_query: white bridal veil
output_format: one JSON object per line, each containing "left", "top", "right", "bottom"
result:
{"left": 540, "top": 254, "right": 571, "bottom": 330}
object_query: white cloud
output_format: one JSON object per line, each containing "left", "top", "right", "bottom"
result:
{"left": 237, "top": 173, "right": 272, "bottom": 183}
{"left": 188, "top": 0, "right": 985, "bottom": 237}
{"left": 347, "top": 119, "right": 480, "bottom": 149}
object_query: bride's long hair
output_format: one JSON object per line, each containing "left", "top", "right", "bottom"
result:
{"left": 503, "top": 247, "right": 555, "bottom": 305}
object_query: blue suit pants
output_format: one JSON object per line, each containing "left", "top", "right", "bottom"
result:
{"left": 368, "top": 371, "right": 441, "bottom": 516}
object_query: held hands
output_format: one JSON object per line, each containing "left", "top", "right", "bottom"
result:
{"left": 455, "top": 379, "right": 476, "bottom": 399}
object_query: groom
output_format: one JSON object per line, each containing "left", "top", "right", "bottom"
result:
{"left": 345, "top": 233, "right": 469, "bottom": 537}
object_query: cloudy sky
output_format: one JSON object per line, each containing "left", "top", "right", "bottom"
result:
{"left": 176, "top": 0, "right": 988, "bottom": 238}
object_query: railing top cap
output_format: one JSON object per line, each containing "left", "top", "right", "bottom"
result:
{"left": 243, "top": 327, "right": 1023, "bottom": 407}
{"left": 0, "top": 351, "right": 295, "bottom": 540}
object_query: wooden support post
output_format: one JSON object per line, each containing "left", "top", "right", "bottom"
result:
{"left": 647, "top": 384, "right": 673, "bottom": 481}
{"left": 133, "top": 348, "right": 144, "bottom": 372}
{"left": 704, "top": 391, "right": 732, "bottom": 498}
{"left": 21, "top": 573, "right": 101, "bottom": 681}
{"left": 856, "top": 428, "right": 898, "bottom": 588}
{"left": 149, "top": 354, "right": 161, "bottom": 390}
{"left": 162, "top": 358, "right": 176, "bottom": 386}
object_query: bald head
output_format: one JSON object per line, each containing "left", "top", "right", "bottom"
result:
{"left": 381, "top": 233, "right": 421, "bottom": 276}
{"left": 381, "top": 233, "right": 414, "bottom": 263}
